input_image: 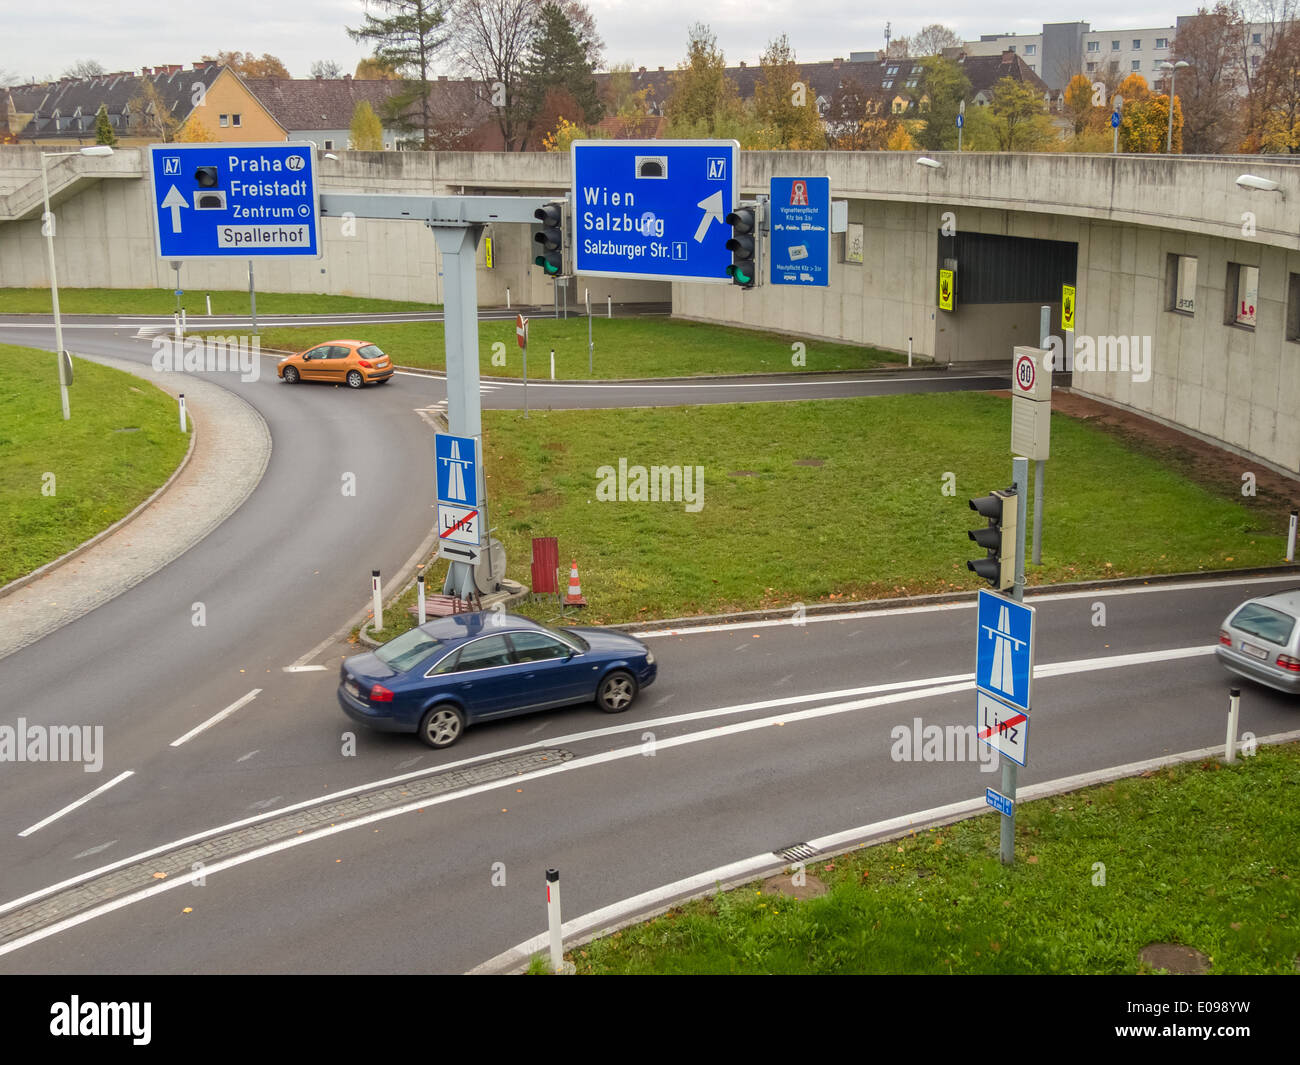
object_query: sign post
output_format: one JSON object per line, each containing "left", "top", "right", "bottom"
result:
{"left": 517, "top": 313, "right": 529, "bottom": 418}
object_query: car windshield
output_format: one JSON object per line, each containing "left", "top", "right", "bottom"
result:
{"left": 359, "top": 345, "right": 385, "bottom": 359}
{"left": 1231, "top": 602, "right": 1296, "bottom": 646}
{"left": 374, "top": 628, "right": 445, "bottom": 672}
{"left": 540, "top": 623, "right": 589, "bottom": 652}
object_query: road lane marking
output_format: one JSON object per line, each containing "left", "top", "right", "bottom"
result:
{"left": 17, "top": 773, "right": 134, "bottom": 838}
{"left": 281, "top": 665, "right": 328, "bottom": 673}
{"left": 236, "top": 751, "right": 259, "bottom": 763}
{"left": 0, "top": 645, "right": 1214, "bottom": 923}
{"left": 632, "top": 574, "right": 1300, "bottom": 637}
{"left": 71, "top": 841, "right": 118, "bottom": 860}
{"left": 169, "top": 689, "right": 261, "bottom": 747}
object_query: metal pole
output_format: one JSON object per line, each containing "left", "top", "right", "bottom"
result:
{"left": 1166, "top": 72, "right": 1175, "bottom": 154}
{"left": 1032, "top": 306, "right": 1049, "bottom": 565}
{"left": 1225, "top": 687, "right": 1241, "bottom": 763}
{"left": 40, "top": 157, "right": 71, "bottom": 421}
{"left": 1287, "top": 510, "right": 1297, "bottom": 562}
{"left": 522, "top": 341, "right": 528, "bottom": 418}
{"left": 1000, "top": 455, "right": 1029, "bottom": 866}
{"left": 587, "top": 289, "right": 593, "bottom": 376}
{"left": 248, "top": 261, "right": 258, "bottom": 334}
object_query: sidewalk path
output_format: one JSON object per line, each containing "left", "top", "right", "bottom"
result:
{"left": 0, "top": 356, "right": 270, "bottom": 660}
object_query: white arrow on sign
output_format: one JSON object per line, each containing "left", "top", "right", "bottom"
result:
{"left": 694, "top": 190, "right": 725, "bottom": 243}
{"left": 161, "top": 185, "right": 188, "bottom": 234}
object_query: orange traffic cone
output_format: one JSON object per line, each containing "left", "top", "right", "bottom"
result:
{"left": 564, "top": 558, "right": 588, "bottom": 606}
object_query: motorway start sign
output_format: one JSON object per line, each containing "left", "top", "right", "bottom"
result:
{"left": 976, "top": 589, "right": 1035, "bottom": 713}
{"left": 570, "top": 139, "right": 738, "bottom": 283}
{"left": 148, "top": 142, "right": 320, "bottom": 260}
{"left": 769, "top": 176, "right": 830, "bottom": 287}
{"left": 435, "top": 432, "right": 480, "bottom": 509}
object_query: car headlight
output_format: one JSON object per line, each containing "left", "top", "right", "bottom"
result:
{"left": 645, "top": 648, "right": 655, "bottom": 665}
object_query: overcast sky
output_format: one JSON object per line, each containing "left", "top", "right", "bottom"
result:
{"left": 4, "top": 2, "right": 1188, "bottom": 83}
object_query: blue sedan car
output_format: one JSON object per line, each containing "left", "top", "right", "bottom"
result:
{"left": 337, "top": 613, "right": 657, "bottom": 748}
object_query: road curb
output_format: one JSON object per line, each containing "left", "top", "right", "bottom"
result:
{"left": 468, "top": 728, "right": 1300, "bottom": 975}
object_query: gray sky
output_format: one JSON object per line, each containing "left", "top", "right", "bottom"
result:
{"left": 4, "top": 2, "right": 1186, "bottom": 83}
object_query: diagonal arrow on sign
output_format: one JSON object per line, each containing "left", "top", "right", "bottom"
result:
{"left": 161, "top": 185, "right": 188, "bottom": 234}
{"left": 694, "top": 190, "right": 724, "bottom": 243}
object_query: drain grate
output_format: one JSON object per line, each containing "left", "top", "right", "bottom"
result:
{"left": 1, "top": 748, "right": 572, "bottom": 944}
{"left": 773, "top": 842, "right": 819, "bottom": 863}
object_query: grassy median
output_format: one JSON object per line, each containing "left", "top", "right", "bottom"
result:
{"left": 0, "top": 287, "right": 439, "bottom": 317}
{"left": 551, "top": 742, "right": 1300, "bottom": 974}
{"left": 0, "top": 344, "right": 190, "bottom": 586}
{"left": 363, "top": 391, "right": 1288, "bottom": 634}
{"left": 257, "top": 316, "right": 904, "bottom": 379}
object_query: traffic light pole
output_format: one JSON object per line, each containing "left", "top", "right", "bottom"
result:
{"left": 321, "top": 193, "right": 560, "bottom": 600}
{"left": 1000, "top": 455, "right": 1030, "bottom": 865}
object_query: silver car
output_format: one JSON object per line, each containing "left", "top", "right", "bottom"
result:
{"left": 1216, "top": 589, "right": 1300, "bottom": 694}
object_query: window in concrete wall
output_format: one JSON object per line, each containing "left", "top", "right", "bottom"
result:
{"left": 1226, "top": 263, "right": 1259, "bottom": 328}
{"left": 1088, "top": 41, "right": 1100, "bottom": 52}
{"left": 1287, "top": 274, "right": 1300, "bottom": 341}
{"left": 1167, "top": 254, "right": 1197, "bottom": 315}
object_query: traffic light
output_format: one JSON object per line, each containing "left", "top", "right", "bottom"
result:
{"left": 967, "top": 487, "right": 1019, "bottom": 591}
{"left": 725, "top": 204, "right": 757, "bottom": 287}
{"left": 533, "top": 201, "right": 565, "bottom": 277}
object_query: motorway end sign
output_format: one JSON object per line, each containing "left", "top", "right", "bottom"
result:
{"left": 148, "top": 142, "right": 320, "bottom": 260}
{"left": 977, "top": 691, "right": 1028, "bottom": 766}
{"left": 769, "top": 176, "right": 829, "bottom": 286}
{"left": 570, "top": 140, "right": 738, "bottom": 283}
{"left": 437, "top": 503, "right": 481, "bottom": 546}
{"left": 976, "top": 589, "right": 1035, "bottom": 712}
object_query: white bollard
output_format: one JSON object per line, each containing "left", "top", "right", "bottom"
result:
{"left": 506, "top": 287, "right": 510, "bottom": 309}
{"left": 371, "top": 569, "right": 383, "bottom": 633}
{"left": 550, "top": 348, "right": 555, "bottom": 380}
{"left": 173, "top": 311, "right": 183, "bottom": 341}
{"left": 607, "top": 295, "right": 612, "bottom": 319}
{"left": 1226, "top": 687, "right": 1241, "bottom": 763}
{"left": 206, "top": 294, "right": 212, "bottom": 317}
{"left": 546, "top": 868, "right": 566, "bottom": 973}
{"left": 178, "top": 393, "right": 186, "bottom": 432}
{"left": 181, "top": 308, "right": 187, "bottom": 332}
{"left": 908, "top": 336, "right": 913, "bottom": 367}
{"left": 1287, "top": 510, "right": 1297, "bottom": 563}
{"left": 417, "top": 573, "right": 426, "bottom": 625}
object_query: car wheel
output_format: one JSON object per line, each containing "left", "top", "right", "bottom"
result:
{"left": 419, "top": 704, "right": 465, "bottom": 748}
{"left": 346, "top": 370, "right": 365, "bottom": 389}
{"left": 596, "top": 670, "right": 637, "bottom": 713}
{"left": 282, "top": 365, "right": 300, "bottom": 384}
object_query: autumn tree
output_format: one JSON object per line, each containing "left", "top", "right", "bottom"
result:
{"left": 989, "top": 77, "right": 1055, "bottom": 150}
{"left": 1172, "top": 3, "right": 1244, "bottom": 153}
{"left": 355, "top": 55, "right": 402, "bottom": 79}
{"left": 911, "top": 24, "right": 962, "bottom": 57}
{"left": 519, "top": 0, "right": 604, "bottom": 141}
{"left": 202, "top": 51, "right": 291, "bottom": 77}
{"left": 914, "top": 55, "right": 970, "bottom": 150}
{"left": 452, "top": 0, "right": 540, "bottom": 151}
{"left": 1062, "top": 74, "right": 1096, "bottom": 135}
{"left": 825, "top": 77, "right": 895, "bottom": 149}
{"left": 350, "top": 100, "right": 384, "bottom": 148}
{"left": 129, "top": 80, "right": 180, "bottom": 141}
{"left": 753, "top": 34, "right": 825, "bottom": 148}
{"left": 1258, "top": 20, "right": 1300, "bottom": 151}
{"left": 348, "top": 0, "right": 453, "bottom": 149}
{"left": 664, "top": 23, "right": 745, "bottom": 137}
{"left": 176, "top": 114, "right": 217, "bottom": 141}
{"left": 93, "top": 103, "right": 116, "bottom": 145}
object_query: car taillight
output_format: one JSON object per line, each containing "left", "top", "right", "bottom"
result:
{"left": 1219, "top": 630, "right": 1232, "bottom": 646}
{"left": 358, "top": 359, "right": 372, "bottom": 368}
{"left": 1275, "top": 655, "right": 1300, "bottom": 672}
{"left": 369, "top": 683, "right": 395, "bottom": 702}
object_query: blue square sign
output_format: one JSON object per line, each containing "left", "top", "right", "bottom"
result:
{"left": 769, "top": 176, "right": 830, "bottom": 287}
{"left": 975, "top": 589, "right": 1035, "bottom": 712}
{"left": 435, "top": 433, "right": 479, "bottom": 508}
{"left": 148, "top": 142, "right": 320, "bottom": 260}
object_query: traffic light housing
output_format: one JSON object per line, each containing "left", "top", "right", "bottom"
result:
{"left": 967, "top": 487, "right": 1019, "bottom": 591}
{"left": 533, "top": 201, "right": 566, "bottom": 277}
{"left": 725, "top": 204, "right": 757, "bottom": 287}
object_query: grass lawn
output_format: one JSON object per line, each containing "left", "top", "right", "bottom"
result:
{"left": 553, "top": 741, "right": 1300, "bottom": 974}
{"left": 256, "top": 316, "right": 905, "bottom": 379}
{"left": 0, "top": 287, "right": 440, "bottom": 317}
{"left": 365, "top": 391, "right": 1287, "bottom": 633}
{"left": 0, "top": 344, "right": 191, "bottom": 586}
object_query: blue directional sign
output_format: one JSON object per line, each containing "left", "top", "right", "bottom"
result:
{"left": 769, "top": 176, "right": 830, "bottom": 287}
{"left": 975, "top": 589, "right": 1035, "bottom": 712}
{"left": 148, "top": 142, "right": 320, "bottom": 260}
{"left": 956, "top": 113, "right": 964, "bottom": 129}
{"left": 985, "top": 787, "right": 1014, "bottom": 816}
{"left": 571, "top": 139, "right": 738, "bottom": 283}
{"left": 1111, "top": 111, "right": 1121, "bottom": 128}
{"left": 435, "top": 432, "right": 479, "bottom": 508}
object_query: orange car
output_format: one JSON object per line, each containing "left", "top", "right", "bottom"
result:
{"left": 277, "top": 339, "right": 394, "bottom": 388}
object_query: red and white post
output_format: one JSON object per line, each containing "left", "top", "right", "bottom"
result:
{"left": 1226, "top": 687, "right": 1241, "bottom": 763}
{"left": 371, "top": 569, "right": 383, "bottom": 633}
{"left": 178, "top": 393, "right": 186, "bottom": 432}
{"left": 546, "top": 868, "right": 566, "bottom": 973}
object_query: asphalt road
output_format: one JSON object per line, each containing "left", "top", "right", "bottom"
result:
{"left": 3, "top": 316, "right": 1272, "bottom": 975}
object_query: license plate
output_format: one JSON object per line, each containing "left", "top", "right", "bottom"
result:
{"left": 345, "top": 679, "right": 360, "bottom": 697}
{"left": 1240, "top": 641, "right": 1268, "bottom": 661}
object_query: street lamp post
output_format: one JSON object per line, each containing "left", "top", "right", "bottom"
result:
{"left": 1159, "top": 60, "right": 1191, "bottom": 154}
{"left": 41, "top": 144, "right": 114, "bottom": 420}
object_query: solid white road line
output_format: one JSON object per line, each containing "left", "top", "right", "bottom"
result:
{"left": 0, "top": 644, "right": 1219, "bottom": 954}
{"left": 470, "top": 725, "right": 1300, "bottom": 974}
{"left": 281, "top": 665, "right": 328, "bottom": 673}
{"left": 632, "top": 573, "right": 1300, "bottom": 637}
{"left": 17, "top": 772, "right": 134, "bottom": 838}
{"left": 168, "top": 689, "right": 261, "bottom": 748}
